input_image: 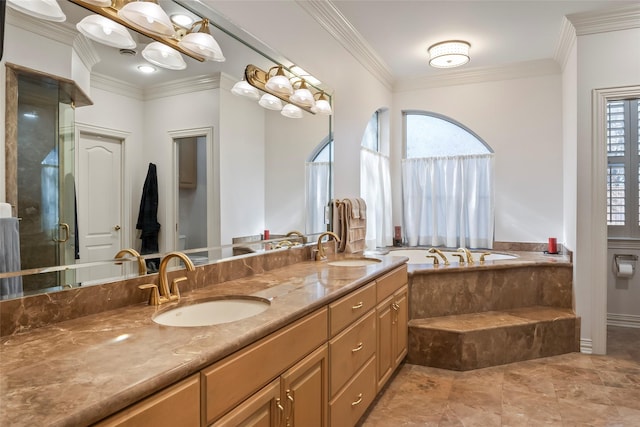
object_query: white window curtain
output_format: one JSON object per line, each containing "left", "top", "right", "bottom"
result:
{"left": 402, "top": 153, "right": 494, "bottom": 249}
{"left": 361, "top": 147, "right": 393, "bottom": 249}
{"left": 305, "top": 161, "right": 331, "bottom": 234}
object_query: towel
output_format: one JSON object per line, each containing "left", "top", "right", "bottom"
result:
{"left": 136, "top": 163, "right": 160, "bottom": 272}
{"left": 333, "top": 198, "right": 367, "bottom": 254}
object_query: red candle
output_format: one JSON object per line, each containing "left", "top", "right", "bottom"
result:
{"left": 548, "top": 237, "right": 557, "bottom": 254}
{"left": 264, "top": 229, "right": 270, "bottom": 240}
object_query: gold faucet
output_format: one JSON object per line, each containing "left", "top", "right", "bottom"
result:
{"left": 139, "top": 251, "right": 195, "bottom": 305}
{"left": 114, "top": 248, "right": 147, "bottom": 275}
{"left": 428, "top": 248, "right": 450, "bottom": 265}
{"left": 479, "top": 252, "right": 492, "bottom": 263}
{"left": 426, "top": 255, "right": 440, "bottom": 265}
{"left": 457, "top": 247, "right": 474, "bottom": 264}
{"left": 315, "top": 231, "right": 341, "bottom": 261}
{"left": 286, "top": 230, "right": 307, "bottom": 244}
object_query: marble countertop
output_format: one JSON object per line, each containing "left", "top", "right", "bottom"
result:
{"left": 0, "top": 254, "right": 408, "bottom": 427}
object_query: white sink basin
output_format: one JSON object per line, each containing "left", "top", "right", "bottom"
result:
{"left": 327, "top": 258, "right": 381, "bottom": 267}
{"left": 153, "top": 297, "right": 270, "bottom": 327}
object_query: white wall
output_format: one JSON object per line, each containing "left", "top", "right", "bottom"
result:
{"left": 562, "top": 43, "right": 578, "bottom": 253}
{"left": 574, "top": 27, "right": 640, "bottom": 352}
{"left": 392, "top": 74, "right": 564, "bottom": 244}
{"left": 264, "top": 111, "right": 329, "bottom": 235}
{"left": 219, "top": 85, "right": 265, "bottom": 245}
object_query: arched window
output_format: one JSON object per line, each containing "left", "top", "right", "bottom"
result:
{"left": 402, "top": 111, "right": 494, "bottom": 248}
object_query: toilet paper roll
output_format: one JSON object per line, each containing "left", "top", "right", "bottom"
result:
{"left": 0, "top": 203, "right": 12, "bottom": 218}
{"left": 617, "top": 262, "right": 634, "bottom": 278}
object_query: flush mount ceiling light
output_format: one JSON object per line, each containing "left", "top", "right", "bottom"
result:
{"left": 77, "top": 14, "right": 136, "bottom": 49}
{"left": 258, "top": 94, "right": 284, "bottom": 111}
{"left": 137, "top": 64, "right": 156, "bottom": 73}
{"left": 7, "top": 0, "right": 66, "bottom": 22}
{"left": 428, "top": 40, "right": 470, "bottom": 68}
{"left": 142, "top": 42, "right": 186, "bottom": 70}
{"left": 231, "top": 80, "right": 260, "bottom": 100}
{"left": 178, "top": 19, "right": 225, "bottom": 62}
{"left": 117, "top": 0, "right": 174, "bottom": 37}
{"left": 281, "top": 104, "right": 303, "bottom": 119}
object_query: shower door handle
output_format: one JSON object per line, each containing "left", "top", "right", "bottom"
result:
{"left": 53, "top": 223, "right": 70, "bottom": 243}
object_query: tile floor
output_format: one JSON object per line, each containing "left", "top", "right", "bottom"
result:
{"left": 360, "top": 326, "right": 640, "bottom": 426}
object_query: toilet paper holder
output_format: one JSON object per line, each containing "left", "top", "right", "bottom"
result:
{"left": 614, "top": 254, "right": 637, "bottom": 272}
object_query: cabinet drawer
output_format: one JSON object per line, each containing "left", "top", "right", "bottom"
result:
{"left": 202, "top": 308, "right": 328, "bottom": 425}
{"left": 376, "top": 265, "right": 407, "bottom": 303}
{"left": 329, "top": 310, "right": 376, "bottom": 397}
{"left": 95, "top": 374, "right": 200, "bottom": 427}
{"left": 329, "top": 281, "right": 376, "bottom": 336}
{"left": 329, "top": 356, "right": 376, "bottom": 427}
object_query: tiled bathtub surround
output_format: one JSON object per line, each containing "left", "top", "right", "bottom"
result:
{"left": 407, "top": 254, "right": 579, "bottom": 370}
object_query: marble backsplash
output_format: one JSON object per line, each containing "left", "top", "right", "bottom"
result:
{"left": 0, "top": 245, "right": 316, "bottom": 337}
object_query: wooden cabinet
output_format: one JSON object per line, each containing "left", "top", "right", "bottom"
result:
{"left": 213, "top": 345, "right": 328, "bottom": 427}
{"left": 375, "top": 266, "right": 408, "bottom": 391}
{"left": 96, "top": 264, "right": 409, "bottom": 427}
{"left": 94, "top": 374, "right": 200, "bottom": 427}
{"left": 202, "top": 309, "right": 328, "bottom": 425}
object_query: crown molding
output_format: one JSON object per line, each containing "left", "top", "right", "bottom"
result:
{"left": 296, "top": 0, "right": 394, "bottom": 90}
{"left": 144, "top": 74, "right": 221, "bottom": 100}
{"left": 91, "top": 73, "right": 144, "bottom": 100}
{"left": 73, "top": 35, "right": 101, "bottom": 72}
{"left": 90, "top": 73, "right": 221, "bottom": 101}
{"left": 567, "top": 4, "right": 640, "bottom": 36}
{"left": 554, "top": 17, "right": 577, "bottom": 72}
{"left": 6, "top": 8, "right": 77, "bottom": 46}
{"left": 393, "top": 59, "right": 560, "bottom": 92}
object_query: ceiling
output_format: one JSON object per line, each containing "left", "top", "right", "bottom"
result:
{"left": 205, "top": 0, "right": 637, "bottom": 86}
{"left": 45, "top": 1, "right": 637, "bottom": 90}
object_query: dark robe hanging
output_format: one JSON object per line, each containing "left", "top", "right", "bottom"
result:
{"left": 136, "top": 163, "right": 160, "bottom": 272}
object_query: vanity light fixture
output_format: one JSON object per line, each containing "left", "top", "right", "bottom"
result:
{"left": 178, "top": 19, "right": 225, "bottom": 62}
{"left": 76, "top": 14, "right": 136, "bottom": 49}
{"left": 117, "top": 0, "right": 174, "bottom": 37}
{"left": 265, "top": 65, "right": 294, "bottom": 96}
{"left": 311, "top": 92, "right": 333, "bottom": 115}
{"left": 231, "top": 80, "right": 260, "bottom": 100}
{"left": 281, "top": 103, "right": 304, "bottom": 119}
{"left": 258, "top": 94, "right": 284, "bottom": 111}
{"left": 142, "top": 42, "right": 186, "bottom": 70}
{"left": 289, "top": 80, "right": 315, "bottom": 108}
{"left": 7, "top": 0, "right": 66, "bottom": 22}
{"left": 428, "top": 40, "right": 470, "bottom": 68}
{"left": 69, "top": 0, "right": 225, "bottom": 63}
{"left": 244, "top": 64, "right": 332, "bottom": 116}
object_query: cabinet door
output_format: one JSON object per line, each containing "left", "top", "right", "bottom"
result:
{"left": 393, "top": 286, "right": 409, "bottom": 366}
{"left": 375, "top": 296, "right": 394, "bottom": 391}
{"left": 95, "top": 374, "right": 200, "bottom": 427}
{"left": 281, "top": 345, "right": 328, "bottom": 427}
{"left": 212, "top": 379, "right": 281, "bottom": 427}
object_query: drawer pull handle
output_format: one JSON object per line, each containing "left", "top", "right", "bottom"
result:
{"left": 351, "top": 342, "right": 364, "bottom": 353}
{"left": 351, "top": 393, "right": 363, "bottom": 406}
{"left": 392, "top": 302, "right": 399, "bottom": 311}
{"left": 352, "top": 301, "right": 364, "bottom": 310}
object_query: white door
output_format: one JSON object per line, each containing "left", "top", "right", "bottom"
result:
{"left": 77, "top": 133, "right": 123, "bottom": 283}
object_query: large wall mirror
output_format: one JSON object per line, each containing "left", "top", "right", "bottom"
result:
{"left": 1, "top": 0, "right": 333, "bottom": 299}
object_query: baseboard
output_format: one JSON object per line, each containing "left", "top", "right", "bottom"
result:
{"left": 580, "top": 338, "right": 593, "bottom": 354}
{"left": 607, "top": 313, "right": 640, "bottom": 328}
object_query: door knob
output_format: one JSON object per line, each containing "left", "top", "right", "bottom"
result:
{"left": 114, "top": 225, "right": 121, "bottom": 231}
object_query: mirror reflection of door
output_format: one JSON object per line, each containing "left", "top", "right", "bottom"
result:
{"left": 16, "top": 74, "right": 76, "bottom": 292}
{"left": 176, "top": 136, "right": 208, "bottom": 261}
{"left": 76, "top": 132, "right": 124, "bottom": 283}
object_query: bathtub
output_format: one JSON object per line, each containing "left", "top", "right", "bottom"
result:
{"left": 388, "top": 248, "right": 518, "bottom": 265}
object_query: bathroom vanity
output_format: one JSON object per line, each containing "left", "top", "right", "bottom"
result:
{"left": 0, "top": 251, "right": 408, "bottom": 427}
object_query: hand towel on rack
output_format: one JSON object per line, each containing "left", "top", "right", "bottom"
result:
{"left": 337, "top": 197, "right": 367, "bottom": 254}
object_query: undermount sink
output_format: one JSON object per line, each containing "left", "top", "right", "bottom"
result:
{"left": 327, "top": 258, "right": 382, "bottom": 267}
{"left": 152, "top": 297, "right": 270, "bottom": 327}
